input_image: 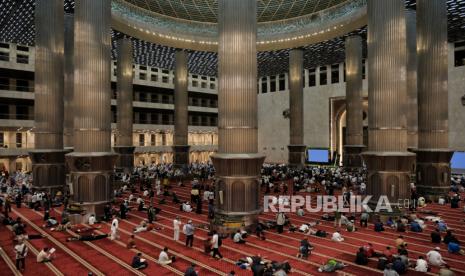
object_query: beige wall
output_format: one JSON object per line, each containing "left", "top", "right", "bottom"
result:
{"left": 258, "top": 44, "right": 465, "bottom": 163}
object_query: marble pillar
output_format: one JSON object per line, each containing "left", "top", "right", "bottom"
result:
{"left": 288, "top": 48, "right": 306, "bottom": 168}
{"left": 406, "top": 10, "right": 418, "bottom": 150}
{"left": 65, "top": 0, "right": 116, "bottom": 221}
{"left": 63, "top": 13, "right": 74, "bottom": 150}
{"left": 30, "top": 0, "right": 66, "bottom": 194}
{"left": 211, "top": 0, "right": 265, "bottom": 234}
{"left": 343, "top": 35, "right": 365, "bottom": 168}
{"left": 362, "top": 0, "right": 415, "bottom": 214}
{"left": 416, "top": 0, "right": 452, "bottom": 199}
{"left": 114, "top": 38, "right": 135, "bottom": 174}
{"left": 173, "top": 49, "right": 190, "bottom": 169}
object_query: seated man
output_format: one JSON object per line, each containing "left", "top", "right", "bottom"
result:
{"left": 127, "top": 234, "right": 136, "bottom": 249}
{"left": 392, "top": 257, "right": 407, "bottom": 275}
{"left": 132, "top": 252, "right": 148, "bottom": 270}
{"left": 233, "top": 230, "right": 246, "bottom": 244}
{"left": 158, "top": 247, "right": 175, "bottom": 265}
{"left": 383, "top": 246, "right": 394, "bottom": 263}
{"left": 426, "top": 247, "right": 446, "bottom": 267}
{"left": 436, "top": 221, "right": 448, "bottom": 232}
{"left": 346, "top": 221, "right": 356, "bottom": 232}
{"left": 331, "top": 231, "right": 344, "bottom": 242}
{"left": 182, "top": 202, "right": 193, "bottom": 212}
{"left": 415, "top": 256, "right": 428, "bottom": 272}
{"left": 36, "top": 247, "right": 53, "bottom": 263}
{"left": 395, "top": 236, "right": 407, "bottom": 249}
{"left": 410, "top": 221, "right": 423, "bottom": 232}
{"left": 431, "top": 229, "right": 442, "bottom": 243}
{"left": 443, "top": 230, "right": 459, "bottom": 245}
{"left": 374, "top": 220, "right": 385, "bottom": 232}
{"left": 355, "top": 247, "right": 368, "bottom": 265}
{"left": 448, "top": 242, "right": 462, "bottom": 255}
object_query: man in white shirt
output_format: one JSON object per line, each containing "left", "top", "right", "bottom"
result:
{"left": 158, "top": 247, "right": 172, "bottom": 265}
{"left": 299, "top": 224, "right": 309, "bottom": 233}
{"left": 110, "top": 215, "right": 119, "bottom": 240}
{"left": 211, "top": 230, "right": 223, "bottom": 259}
{"left": 36, "top": 247, "right": 53, "bottom": 263}
{"left": 173, "top": 217, "right": 182, "bottom": 241}
{"left": 427, "top": 247, "right": 446, "bottom": 267}
{"left": 183, "top": 202, "right": 192, "bottom": 212}
{"left": 415, "top": 256, "right": 428, "bottom": 272}
{"left": 233, "top": 230, "right": 246, "bottom": 244}
{"left": 88, "top": 214, "right": 96, "bottom": 225}
{"left": 14, "top": 239, "right": 28, "bottom": 271}
{"left": 331, "top": 231, "right": 344, "bottom": 242}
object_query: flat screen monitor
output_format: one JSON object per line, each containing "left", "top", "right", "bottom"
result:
{"left": 451, "top": 152, "right": 465, "bottom": 169}
{"left": 307, "top": 149, "right": 329, "bottom": 163}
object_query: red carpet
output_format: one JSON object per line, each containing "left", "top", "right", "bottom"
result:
{"left": 2, "top": 179, "right": 465, "bottom": 276}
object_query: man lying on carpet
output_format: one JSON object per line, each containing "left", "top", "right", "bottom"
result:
{"left": 66, "top": 232, "right": 108, "bottom": 242}
{"left": 318, "top": 259, "right": 347, "bottom": 273}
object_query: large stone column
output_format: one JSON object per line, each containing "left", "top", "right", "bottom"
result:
{"left": 63, "top": 13, "right": 74, "bottom": 150}
{"left": 287, "top": 48, "right": 306, "bottom": 168}
{"left": 406, "top": 10, "right": 418, "bottom": 150}
{"left": 211, "top": 0, "right": 265, "bottom": 234}
{"left": 30, "top": 0, "right": 66, "bottom": 194}
{"left": 113, "top": 38, "right": 135, "bottom": 174}
{"left": 343, "top": 35, "right": 365, "bottom": 168}
{"left": 65, "top": 0, "right": 116, "bottom": 221}
{"left": 362, "top": 0, "right": 415, "bottom": 214}
{"left": 172, "top": 49, "right": 190, "bottom": 169}
{"left": 415, "top": 0, "right": 452, "bottom": 199}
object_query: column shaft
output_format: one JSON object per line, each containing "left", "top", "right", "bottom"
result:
{"left": 73, "top": 0, "right": 112, "bottom": 153}
{"left": 288, "top": 48, "right": 306, "bottom": 167}
{"left": 114, "top": 38, "right": 135, "bottom": 173}
{"left": 173, "top": 49, "right": 190, "bottom": 168}
{"left": 416, "top": 0, "right": 452, "bottom": 198}
{"left": 63, "top": 14, "right": 74, "bottom": 149}
{"left": 343, "top": 35, "right": 364, "bottom": 168}
{"left": 406, "top": 10, "right": 418, "bottom": 150}
{"left": 31, "top": 0, "right": 66, "bottom": 193}
{"left": 34, "top": 0, "right": 64, "bottom": 150}
{"left": 211, "top": 0, "right": 265, "bottom": 234}
{"left": 363, "top": 0, "right": 415, "bottom": 212}
{"left": 65, "top": 0, "right": 116, "bottom": 222}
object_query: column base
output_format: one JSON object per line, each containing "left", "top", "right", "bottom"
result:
{"left": 343, "top": 145, "right": 365, "bottom": 169}
{"left": 30, "top": 149, "right": 70, "bottom": 194}
{"left": 362, "top": 152, "right": 416, "bottom": 212}
{"left": 414, "top": 149, "right": 453, "bottom": 201}
{"left": 172, "top": 145, "right": 190, "bottom": 169}
{"left": 65, "top": 152, "right": 117, "bottom": 219}
{"left": 210, "top": 153, "right": 265, "bottom": 234}
{"left": 67, "top": 201, "right": 108, "bottom": 224}
{"left": 287, "top": 144, "right": 306, "bottom": 168}
{"left": 113, "top": 146, "right": 135, "bottom": 174}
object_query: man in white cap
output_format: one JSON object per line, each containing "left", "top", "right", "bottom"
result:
{"left": 183, "top": 220, "right": 195, "bottom": 247}
{"left": 426, "top": 247, "right": 446, "bottom": 267}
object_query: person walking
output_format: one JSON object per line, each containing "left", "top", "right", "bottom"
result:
{"left": 14, "top": 238, "right": 28, "bottom": 271}
{"left": 211, "top": 230, "right": 223, "bottom": 259}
